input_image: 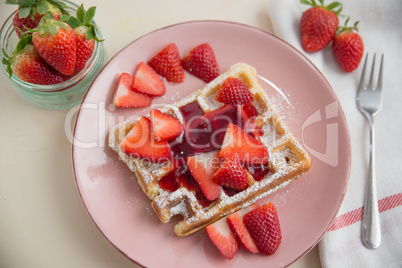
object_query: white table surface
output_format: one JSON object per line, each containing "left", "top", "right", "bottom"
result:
{"left": 0, "top": 1, "right": 322, "bottom": 267}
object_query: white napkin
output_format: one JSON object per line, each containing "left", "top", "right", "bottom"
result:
{"left": 266, "top": 0, "right": 402, "bottom": 267}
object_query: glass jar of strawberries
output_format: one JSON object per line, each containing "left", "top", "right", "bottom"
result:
{"left": 0, "top": 0, "right": 105, "bottom": 109}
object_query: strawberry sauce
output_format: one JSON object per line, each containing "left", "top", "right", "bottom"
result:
{"left": 158, "top": 101, "right": 269, "bottom": 206}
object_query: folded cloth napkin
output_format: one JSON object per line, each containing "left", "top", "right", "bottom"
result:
{"left": 266, "top": 0, "right": 402, "bottom": 267}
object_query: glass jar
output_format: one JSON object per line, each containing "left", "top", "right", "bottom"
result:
{"left": 0, "top": 0, "right": 106, "bottom": 109}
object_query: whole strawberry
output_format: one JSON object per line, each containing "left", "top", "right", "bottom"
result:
{"left": 300, "top": 0, "right": 342, "bottom": 52}
{"left": 332, "top": 19, "right": 364, "bottom": 72}
{"left": 2, "top": 36, "right": 69, "bottom": 85}
{"left": 31, "top": 14, "right": 77, "bottom": 76}
{"left": 65, "top": 4, "right": 103, "bottom": 73}
{"left": 6, "top": 0, "right": 68, "bottom": 38}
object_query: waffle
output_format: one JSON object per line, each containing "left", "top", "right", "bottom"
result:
{"left": 109, "top": 62, "right": 311, "bottom": 236}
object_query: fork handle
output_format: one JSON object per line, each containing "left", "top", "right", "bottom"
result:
{"left": 361, "top": 118, "right": 381, "bottom": 249}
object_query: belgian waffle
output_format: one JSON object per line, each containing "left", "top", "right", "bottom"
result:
{"left": 109, "top": 62, "right": 311, "bottom": 236}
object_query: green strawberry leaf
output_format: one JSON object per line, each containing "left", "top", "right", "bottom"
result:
{"left": 18, "top": 6, "right": 31, "bottom": 18}
{"left": 19, "top": 0, "right": 35, "bottom": 6}
{"left": 36, "top": 1, "right": 50, "bottom": 15}
{"left": 326, "top": 1, "right": 343, "bottom": 15}
{"left": 47, "top": 0, "right": 67, "bottom": 9}
{"left": 87, "top": 25, "right": 103, "bottom": 42}
{"left": 6, "top": 0, "right": 36, "bottom": 6}
{"left": 54, "top": 20, "right": 69, "bottom": 30}
{"left": 5, "top": 0, "right": 18, "bottom": 5}
{"left": 83, "top": 7, "right": 96, "bottom": 25}
{"left": 76, "top": 4, "right": 86, "bottom": 23}
{"left": 49, "top": 24, "right": 57, "bottom": 36}
{"left": 62, "top": 15, "right": 82, "bottom": 29}
{"left": 15, "top": 34, "right": 31, "bottom": 54}
{"left": 2, "top": 48, "right": 13, "bottom": 78}
{"left": 2, "top": 49, "right": 10, "bottom": 59}
{"left": 28, "top": 6, "right": 36, "bottom": 20}
{"left": 47, "top": 0, "right": 69, "bottom": 15}
{"left": 2, "top": 57, "right": 10, "bottom": 65}
{"left": 86, "top": 26, "right": 95, "bottom": 40}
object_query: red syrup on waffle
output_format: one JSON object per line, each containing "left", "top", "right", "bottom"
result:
{"left": 158, "top": 101, "right": 271, "bottom": 206}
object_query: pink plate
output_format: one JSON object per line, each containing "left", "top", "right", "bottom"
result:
{"left": 72, "top": 21, "right": 351, "bottom": 267}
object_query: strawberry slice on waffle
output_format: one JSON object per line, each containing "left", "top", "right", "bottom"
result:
{"left": 120, "top": 117, "right": 172, "bottom": 163}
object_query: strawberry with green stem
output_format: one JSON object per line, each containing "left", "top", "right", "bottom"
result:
{"left": 64, "top": 4, "right": 104, "bottom": 73}
{"left": 2, "top": 34, "right": 69, "bottom": 85}
{"left": 332, "top": 18, "right": 364, "bottom": 72}
{"left": 29, "top": 12, "right": 77, "bottom": 76}
{"left": 300, "top": 0, "right": 342, "bottom": 52}
{"left": 6, "top": 0, "right": 68, "bottom": 38}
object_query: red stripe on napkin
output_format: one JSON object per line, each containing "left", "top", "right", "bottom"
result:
{"left": 328, "top": 193, "right": 402, "bottom": 232}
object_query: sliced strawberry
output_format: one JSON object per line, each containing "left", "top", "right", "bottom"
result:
{"left": 147, "top": 43, "right": 185, "bottom": 84}
{"left": 242, "top": 103, "right": 259, "bottom": 118}
{"left": 150, "top": 109, "right": 183, "bottom": 141}
{"left": 206, "top": 216, "right": 240, "bottom": 260}
{"left": 239, "top": 106, "right": 263, "bottom": 138}
{"left": 132, "top": 62, "right": 166, "bottom": 96}
{"left": 227, "top": 204, "right": 259, "bottom": 253}
{"left": 212, "top": 159, "right": 248, "bottom": 191}
{"left": 113, "top": 73, "right": 153, "bottom": 108}
{"left": 181, "top": 43, "right": 220, "bottom": 83}
{"left": 186, "top": 151, "right": 221, "bottom": 201}
{"left": 243, "top": 202, "right": 282, "bottom": 255}
{"left": 219, "top": 123, "right": 269, "bottom": 165}
{"left": 120, "top": 117, "right": 172, "bottom": 163}
{"left": 216, "top": 77, "right": 254, "bottom": 106}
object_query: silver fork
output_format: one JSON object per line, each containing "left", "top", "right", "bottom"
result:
{"left": 357, "top": 53, "right": 384, "bottom": 249}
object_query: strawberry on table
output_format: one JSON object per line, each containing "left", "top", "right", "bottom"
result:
{"left": 132, "top": 62, "right": 166, "bottom": 96}
{"left": 150, "top": 109, "right": 183, "bottom": 141}
{"left": 332, "top": 18, "right": 364, "bottom": 72}
{"left": 120, "top": 116, "right": 172, "bottom": 163}
{"left": 216, "top": 77, "right": 254, "bottom": 106}
{"left": 6, "top": 0, "right": 67, "bottom": 38}
{"left": 206, "top": 216, "right": 240, "bottom": 260}
{"left": 66, "top": 4, "right": 104, "bottom": 74}
{"left": 212, "top": 158, "right": 249, "bottom": 191}
{"left": 187, "top": 151, "right": 221, "bottom": 201}
{"left": 31, "top": 14, "right": 76, "bottom": 76}
{"left": 113, "top": 73, "right": 153, "bottom": 108}
{"left": 219, "top": 123, "right": 269, "bottom": 165}
{"left": 2, "top": 36, "right": 69, "bottom": 85}
{"left": 243, "top": 202, "right": 282, "bottom": 255}
{"left": 148, "top": 43, "right": 185, "bottom": 84}
{"left": 227, "top": 204, "right": 259, "bottom": 253}
{"left": 300, "top": 0, "right": 342, "bottom": 52}
{"left": 181, "top": 43, "right": 220, "bottom": 83}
